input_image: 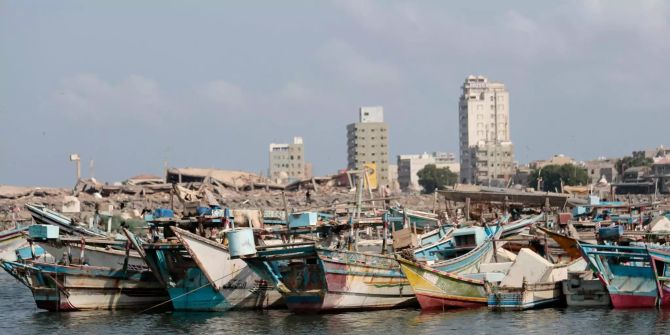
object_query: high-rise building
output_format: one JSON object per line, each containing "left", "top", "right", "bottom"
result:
{"left": 397, "top": 152, "right": 460, "bottom": 192}
{"left": 269, "top": 137, "right": 305, "bottom": 184}
{"left": 347, "top": 106, "right": 389, "bottom": 188}
{"left": 459, "top": 75, "right": 515, "bottom": 186}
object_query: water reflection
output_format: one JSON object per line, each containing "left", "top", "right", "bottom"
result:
{"left": 3, "top": 271, "right": 670, "bottom": 335}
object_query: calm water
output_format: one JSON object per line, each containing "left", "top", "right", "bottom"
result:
{"left": 1, "top": 273, "right": 669, "bottom": 335}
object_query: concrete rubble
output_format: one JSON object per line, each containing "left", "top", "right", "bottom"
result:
{"left": 0, "top": 168, "right": 441, "bottom": 229}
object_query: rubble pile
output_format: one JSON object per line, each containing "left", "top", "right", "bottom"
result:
{"left": 0, "top": 178, "right": 438, "bottom": 226}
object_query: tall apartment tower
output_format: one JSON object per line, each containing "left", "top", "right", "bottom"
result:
{"left": 459, "top": 76, "right": 515, "bottom": 186}
{"left": 347, "top": 106, "right": 389, "bottom": 188}
{"left": 269, "top": 136, "right": 305, "bottom": 184}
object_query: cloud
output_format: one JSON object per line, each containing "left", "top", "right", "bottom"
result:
{"left": 198, "top": 80, "right": 246, "bottom": 110}
{"left": 277, "top": 82, "right": 313, "bottom": 103}
{"left": 316, "top": 39, "right": 401, "bottom": 87}
{"left": 334, "top": 0, "right": 427, "bottom": 39}
{"left": 52, "top": 74, "right": 171, "bottom": 123}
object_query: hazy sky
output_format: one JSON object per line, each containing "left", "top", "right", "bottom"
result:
{"left": 1, "top": 1, "right": 669, "bottom": 187}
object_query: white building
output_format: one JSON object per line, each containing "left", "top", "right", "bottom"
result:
{"left": 269, "top": 137, "right": 305, "bottom": 184}
{"left": 397, "top": 152, "right": 460, "bottom": 192}
{"left": 458, "top": 75, "right": 514, "bottom": 185}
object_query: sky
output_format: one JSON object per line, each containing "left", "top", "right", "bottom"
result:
{"left": 1, "top": 1, "right": 669, "bottom": 187}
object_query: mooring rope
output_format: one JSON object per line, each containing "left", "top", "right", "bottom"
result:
{"left": 137, "top": 267, "right": 244, "bottom": 314}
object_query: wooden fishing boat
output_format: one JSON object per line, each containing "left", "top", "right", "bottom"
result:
{"left": 239, "top": 207, "right": 479, "bottom": 313}
{"left": 396, "top": 252, "right": 502, "bottom": 310}
{"left": 0, "top": 226, "right": 29, "bottom": 260}
{"left": 539, "top": 227, "right": 610, "bottom": 306}
{"left": 396, "top": 217, "right": 527, "bottom": 311}
{"left": 487, "top": 281, "right": 564, "bottom": 311}
{"left": 1, "top": 259, "right": 169, "bottom": 311}
{"left": 243, "top": 244, "right": 417, "bottom": 313}
{"left": 136, "top": 227, "right": 283, "bottom": 312}
{"left": 561, "top": 271, "right": 610, "bottom": 306}
{"left": 537, "top": 226, "right": 582, "bottom": 260}
{"left": 500, "top": 214, "right": 543, "bottom": 237}
{"left": 486, "top": 249, "right": 583, "bottom": 310}
{"left": 411, "top": 215, "right": 516, "bottom": 262}
{"left": 648, "top": 247, "right": 670, "bottom": 307}
{"left": 579, "top": 243, "right": 662, "bottom": 308}
{"left": 34, "top": 237, "right": 147, "bottom": 271}
{"left": 25, "top": 204, "right": 107, "bottom": 237}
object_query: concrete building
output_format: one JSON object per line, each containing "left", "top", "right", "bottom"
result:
{"left": 469, "top": 142, "right": 515, "bottom": 186}
{"left": 529, "top": 154, "right": 576, "bottom": 170}
{"left": 458, "top": 75, "right": 514, "bottom": 186}
{"left": 584, "top": 158, "right": 618, "bottom": 184}
{"left": 397, "top": 152, "right": 459, "bottom": 192}
{"left": 347, "top": 106, "right": 389, "bottom": 188}
{"left": 644, "top": 145, "right": 670, "bottom": 159}
{"left": 269, "top": 137, "right": 305, "bottom": 184}
{"left": 652, "top": 156, "right": 670, "bottom": 194}
{"left": 512, "top": 165, "right": 532, "bottom": 188}
{"left": 387, "top": 164, "right": 399, "bottom": 191}
{"left": 304, "top": 162, "right": 313, "bottom": 180}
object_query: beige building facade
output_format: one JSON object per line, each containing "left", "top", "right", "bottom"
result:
{"left": 584, "top": 158, "right": 618, "bottom": 184}
{"left": 459, "top": 75, "right": 514, "bottom": 185}
{"left": 269, "top": 137, "right": 305, "bottom": 184}
{"left": 529, "top": 154, "right": 576, "bottom": 170}
{"left": 347, "top": 106, "right": 389, "bottom": 187}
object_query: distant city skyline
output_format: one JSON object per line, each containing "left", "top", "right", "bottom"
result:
{"left": 1, "top": 1, "right": 669, "bottom": 187}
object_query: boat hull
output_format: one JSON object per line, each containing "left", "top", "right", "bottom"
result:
{"left": 1, "top": 260, "right": 169, "bottom": 311}
{"left": 165, "top": 267, "right": 283, "bottom": 312}
{"left": 580, "top": 244, "right": 660, "bottom": 309}
{"left": 488, "top": 282, "right": 564, "bottom": 311}
{"left": 37, "top": 242, "right": 147, "bottom": 270}
{"left": 245, "top": 247, "right": 417, "bottom": 313}
{"left": 562, "top": 278, "right": 610, "bottom": 307}
{"left": 32, "top": 286, "right": 169, "bottom": 311}
{"left": 397, "top": 258, "right": 487, "bottom": 311}
{"left": 313, "top": 250, "right": 416, "bottom": 311}
{"left": 609, "top": 293, "right": 657, "bottom": 308}
{"left": 142, "top": 228, "right": 284, "bottom": 312}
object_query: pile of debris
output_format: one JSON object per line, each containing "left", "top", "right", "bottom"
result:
{"left": 0, "top": 167, "right": 443, "bottom": 226}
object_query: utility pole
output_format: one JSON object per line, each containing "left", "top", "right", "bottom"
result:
{"left": 69, "top": 153, "right": 81, "bottom": 182}
{"left": 89, "top": 159, "right": 95, "bottom": 179}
